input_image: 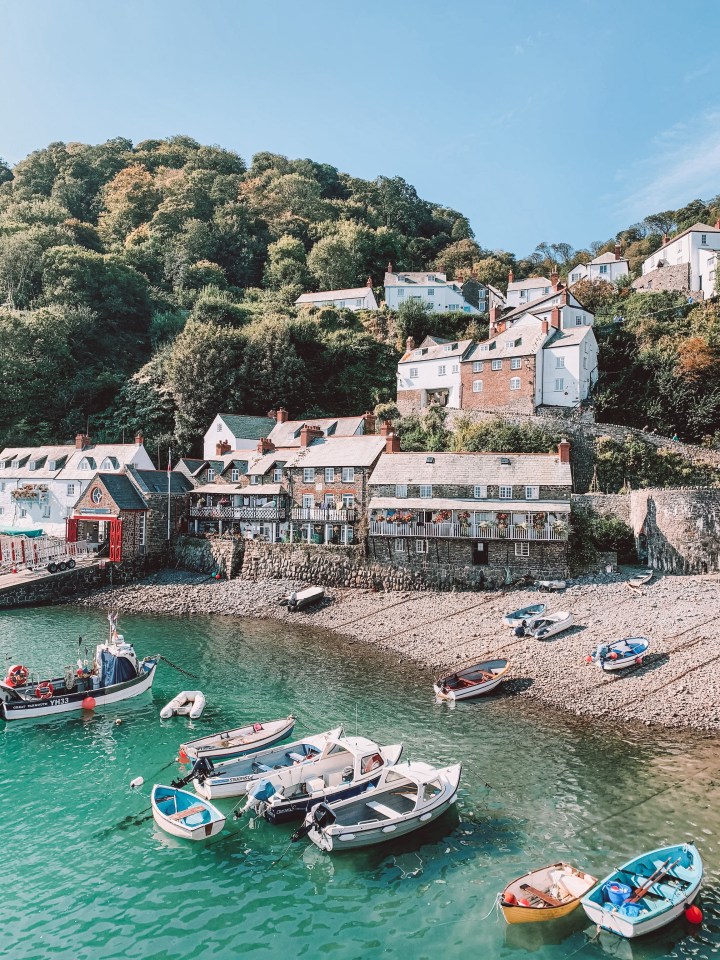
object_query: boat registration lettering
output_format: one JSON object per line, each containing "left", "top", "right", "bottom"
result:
{"left": 50, "top": 697, "right": 70, "bottom": 705}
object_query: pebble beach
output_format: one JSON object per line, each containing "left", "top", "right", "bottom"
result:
{"left": 75, "top": 568, "right": 720, "bottom": 732}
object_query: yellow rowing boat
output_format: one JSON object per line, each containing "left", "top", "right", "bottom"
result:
{"left": 501, "top": 862, "right": 597, "bottom": 924}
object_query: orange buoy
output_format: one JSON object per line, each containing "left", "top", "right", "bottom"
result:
{"left": 685, "top": 904, "right": 703, "bottom": 924}
{"left": 178, "top": 748, "right": 189, "bottom": 763}
{"left": 82, "top": 696, "right": 96, "bottom": 710}
{"left": 518, "top": 898, "right": 531, "bottom": 907}
{"left": 504, "top": 892, "right": 517, "bottom": 905}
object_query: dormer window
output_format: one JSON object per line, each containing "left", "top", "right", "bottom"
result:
{"left": 79, "top": 457, "right": 95, "bottom": 470}
{"left": 207, "top": 468, "right": 215, "bottom": 481}
{"left": 100, "top": 457, "right": 118, "bottom": 470}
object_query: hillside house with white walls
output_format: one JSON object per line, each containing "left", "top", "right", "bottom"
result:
{"left": 569, "top": 244, "right": 629, "bottom": 285}
{"left": 501, "top": 281, "right": 595, "bottom": 330}
{"left": 295, "top": 280, "right": 378, "bottom": 312}
{"left": 396, "top": 336, "right": 474, "bottom": 414}
{"left": 384, "top": 268, "right": 480, "bottom": 314}
{"left": 0, "top": 434, "right": 154, "bottom": 539}
{"left": 203, "top": 413, "right": 276, "bottom": 461}
{"left": 505, "top": 273, "right": 551, "bottom": 309}
{"left": 633, "top": 221, "right": 720, "bottom": 298}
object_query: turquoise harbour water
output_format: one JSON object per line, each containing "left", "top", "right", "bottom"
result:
{"left": 3, "top": 607, "right": 720, "bottom": 960}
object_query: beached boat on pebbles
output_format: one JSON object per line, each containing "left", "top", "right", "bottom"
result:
{"left": 503, "top": 604, "right": 546, "bottom": 628}
{"left": 587, "top": 637, "right": 649, "bottom": 671}
{"left": 501, "top": 862, "right": 597, "bottom": 924}
{"left": 433, "top": 659, "right": 510, "bottom": 701}
{"left": 515, "top": 611, "right": 574, "bottom": 640}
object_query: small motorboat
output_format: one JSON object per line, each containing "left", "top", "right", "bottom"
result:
{"left": 151, "top": 784, "right": 225, "bottom": 841}
{"left": 0, "top": 614, "right": 158, "bottom": 722}
{"left": 587, "top": 637, "right": 649, "bottom": 671}
{"left": 580, "top": 843, "right": 702, "bottom": 938}
{"left": 185, "top": 726, "right": 344, "bottom": 800}
{"left": 503, "top": 604, "right": 546, "bottom": 628}
{"left": 286, "top": 586, "right": 324, "bottom": 612}
{"left": 292, "top": 760, "right": 462, "bottom": 852}
{"left": 160, "top": 690, "right": 206, "bottom": 720}
{"left": 628, "top": 571, "right": 653, "bottom": 589}
{"left": 501, "top": 862, "right": 597, "bottom": 924}
{"left": 247, "top": 735, "right": 404, "bottom": 824}
{"left": 433, "top": 659, "right": 510, "bottom": 702}
{"left": 535, "top": 580, "right": 566, "bottom": 592}
{"left": 180, "top": 715, "right": 296, "bottom": 762}
{"left": 522, "top": 611, "right": 574, "bottom": 640}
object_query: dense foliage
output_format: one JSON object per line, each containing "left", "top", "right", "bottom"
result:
{"left": 569, "top": 505, "right": 637, "bottom": 570}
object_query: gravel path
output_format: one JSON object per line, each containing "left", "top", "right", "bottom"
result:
{"left": 74, "top": 568, "right": 720, "bottom": 732}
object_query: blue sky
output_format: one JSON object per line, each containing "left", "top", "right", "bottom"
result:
{"left": 1, "top": 0, "right": 719, "bottom": 255}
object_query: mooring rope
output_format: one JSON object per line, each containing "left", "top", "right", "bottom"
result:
{"left": 152, "top": 654, "right": 199, "bottom": 679}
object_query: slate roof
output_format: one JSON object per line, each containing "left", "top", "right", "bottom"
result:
{"left": 218, "top": 414, "right": 276, "bottom": 439}
{"left": 507, "top": 277, "right": 551, "bottom": 292}
{"left": 267, "top": 416, "right": 366, "bottom": 447}
{"left": 246, "top": 449, "right": 294, "bottom": 476}
{"left": 384, "top": 271, "right": 450, "bottom": 286}
{"left": 91, "top": 474, "right": 148, "bottom": 511}
{"left": 399, "top": 338, "right": 473, "bottom": 364}
{"left": 464, "top": 316, "right": 545, "bottom": 360}
{"left": 504, "top": 288, "right": 590, "bottom": 321}
{"left": 296, "top": 287, "right": 375, "bottom": 303}
{"left": 130, "top": 468, "right": 193, "bottom": 495}
{"left": 368, "top": 451, "right": 572, "bottom": 487}
{"left": 545, "top": 325, "right": 595, "bottom": 349}
{"left": 590, "top": 251, "right": 629, "bottom": 265}
{"left": 287, "top": 436, "right": 387, "bottom": 469}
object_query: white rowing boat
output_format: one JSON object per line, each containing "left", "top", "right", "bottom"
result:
{"left": 180, "top": 715, "right": 296, "bottom": 762}
{"left": 503, "top": 604, "right": 546, "bottom": 628}
{"left": 433, "top": 659, "right": 509, "bottom": 701}
{"left": 151, "top": 784, "right": 225, "bottom": 841}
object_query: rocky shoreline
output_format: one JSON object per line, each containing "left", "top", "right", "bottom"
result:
{"left": 73, "top": 568, "right": 720, "bottom": 732}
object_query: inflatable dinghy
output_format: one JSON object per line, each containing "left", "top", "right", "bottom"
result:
{"left": 160, "top": 690, "right": 206, "bottom": 720}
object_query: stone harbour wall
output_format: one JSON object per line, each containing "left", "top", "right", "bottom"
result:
{"left": 173, "top": 535, "right": 245, "bottom": 578}
{"left": 630, "top": 487, "right": 720, "bottom": 573}
{"left": 0, "top": 556, "right": 155, "bottom": 609}
{"left": 572, "top": 492, "right": 631, "bottom": 523}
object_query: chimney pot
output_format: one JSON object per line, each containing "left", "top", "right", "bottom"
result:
{"left": 614, "top": 241, "right": 622, "bottom": 261}
{"left": 367, "top": 275, "right": 373, "bottom": 288}
{"left": 134, "top": 431, "right": 143, "bottom": 446}
{"left": 300, "top": 424, "right": 322, "bottom": 448}
{"left": 662, "top": 233, "right": 669, "bottom": 245}
{"left": 75, "top": 433, "right": 89, "bottom": 450}
{"left": 385, "top": 432, "right": 401, "bottom": 454}
{"left": 541, "top": 319, "right": 549, "bottom": 335}
{"left": 550, "top": 306, "right": 562, "bottom": 329}
{"left": 406, "top": 335, "right": 416, "bottom": 353}
{"left": 387, "top": 261, "right": 393, "bottom": 274}
{"left": 558, "top": 439, "right": 571, "bottom": 464}
{"left": 551, "top": 270, "right": 560, "bottom": 291}
{"left": 217, "top": 439, "right": 232, "bottom": 457}
{"left": 257, "top": 437, "right": 275, "bottom": 455}
{"left": 363, "top": 411, "right": 376, "bottom": 435}
{"left": 379, "top": 419, "right": 393, "bottom": 436}
{"left": 715, "top": 218, "right": 720, "bottom": 230}
{"left": 508, "top": 268, "right": 515, "bottom": 284}
{"left": 276, "top": 408, "right": 288, "bottom": 423}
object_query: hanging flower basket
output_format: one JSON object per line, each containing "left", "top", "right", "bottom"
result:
{"left": 532, "top": 512, "right": 547, "bottom": 528}
{"left": 433, "top": 510, "right": 451, "bottom": 523}
{"left": 516, "top": 521, "right": 528, "bottom": 531}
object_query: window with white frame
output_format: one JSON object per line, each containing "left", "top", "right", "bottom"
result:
{"left": 554, "top": 378, "right": 565, "bottom": 392}
{"left": 510, "top": 377, "right": 521, "bottom": 390}
{"left": 491, "top": 359, "right": 502, "bottom": 370}
{"left": 499, "top": 485, "right": 513, "bottom": 499}
{"left": 323, "top": 493, "right": 334, "bottom": 507}
{"left": 67, "top": 483, "right": 76, "bottom": 496}
{"left": 438, "top": 365, "right": 446, "bottom": 376}
{"left": 339, "top": 300, "right": 346, "bottom": 308}
{"left": 451, "top": 363, "right": 459, "bottom": 374}
{"left": 599, "top": 264, "right": 608, "bottom": 274}
{"left": 409, "top": 367, "right": 418, "bottom": 378}
{"left": 250, "top": 474, "right": 260, "bottom": 485}
{"left": 342, "top": 494, "right": 354, "bottom": 508}
{"left": 397, "top": 288, "right": 404, "bottom": 297}
{"left": 303, "top": 468, "right": 315, "bottom": 483}
{"left": 515, "top": 542, "right": 530, "bottom": 557}
{"left": 341, "top": 467, "right": 355, "bottom": 482}
{"left": 415, "top": 539, "right": 428, "bottom": 554}
{"left": 355, "top": 299, "right": 362, "bottom": 307}
{"left": 525, "top": 485, "right": 539, "bottom": 500}
{"left": 324, "top": 467, "right": 334, "bottom": 483}
{"left": 473, "top": 380, "right": 483, "bottom": 393}
{"left": 575, "top": 316, "right": 583, "bottom": 326}
{"left": 473, "top": 485, "right": 487, "bottom": 499}
{"left": 419, "top": 484, "right": 432, "bottom": 498}
{"left": 273, "top": 468, "right": 283, "bottom": 482}
{"left": 428, "top": 288, "right": 434, "bottom": 296}
{"left": 231, "top": 469, "right": 240, "bottom": 482}
{"left": 556, "top": 356, "right": 565, "bottom": 368}
{"left": 394, "top": 539, "right": 406, "bottom": 552}
{"left": 395, "top": 484, "right": 408, "bottom": 498}
{"left": 207, "top": 468, "right": 215, "bottom": 481}
{"left": 302, "top": 494, "right": 314, "bottom": 509}
{"left": 20, "top": 508, "right": 27, "bottom": 518}
{"left": 583, "top": 357, "right": 588, "bottom": 370}
{"left": 473, "top": 361, "right": 483, "bottom": 372}
{"left": 510, "top": 357, "right": 521, "bottom": 369}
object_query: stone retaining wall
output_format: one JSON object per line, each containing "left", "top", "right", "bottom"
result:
{"left": 629, "top": 487, "right": 720, "bottom": 573}
{"left": 173, "top": 535, "right": 245, "bottom": 578}
{"left": 572, "top": 493, "right": 631, "bottom": 522}
{"left": 0, "top": 557, "right": 154, "bottom": 609}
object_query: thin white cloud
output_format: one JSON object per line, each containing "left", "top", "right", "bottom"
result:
{"left": 616, "top": 110, "right": 720, "bottom": 220}
{"left": 684, "top": 63, "right": 712, "bottom": 83}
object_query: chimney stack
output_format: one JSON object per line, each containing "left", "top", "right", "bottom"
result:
{"left": 363, "top": 411, "right": 376, "bottom": 435}
{"left": 134, "top": 431, "right": 144, "bottom": 446}
{"left": 387, "top": 261, "right": 393, "bottom": 274}
{"left": 257, "top": 437, "right": 275, "bottom": 455}
{"left": 614, "top": 241, "right": 622, "bottom": 261}
{"left": 75, "top": 433, "right": 90, "bottom": 450}
{"left": 216, "top": 440, "right": 231, "bottom": 456}
{"left": 541, "top": 319, "right": 549, "bottom": 335}
{"left": 551, "top": 270, "right": 560, "bottom": 291}
{"left": 715, "top": 218, "right": 720, "bottom": 229}
{"left": 379, "top": 419, "right": 393, "bottom": 436}
{"left": 551, "top": 306, "right": 561, "bottom": 330}
{"left": 300, "top": 424, "right": 323, "bottom": 448}
{"left": 276, "top": 408, "right": 288, "bottom": 423}
{"left": 508, "top": 268, "right": 515, "bottom": 284}
{"left": 366, "top": 275, "right": 373, "bottom": 288}
{"left": 662, "top": 233, "right": 669, "bottom": 245}
{"left": 558, "top": 439, "right": 571, "bottom": 464}
{"left": 385, "top": 431, "right": 401, "bottom": 454}
{"left": 406, "top": 335, "right": 416, "bottom": 353}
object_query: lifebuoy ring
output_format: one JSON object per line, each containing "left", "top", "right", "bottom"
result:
{"left": 5, "top": 664, "right": 29, "bottom": 687}
{"left": 35, "top": 682, "right": 54, "bottom": 700}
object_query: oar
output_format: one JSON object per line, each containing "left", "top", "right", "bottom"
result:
{"left": 626, "top": 856, "right": 681, "bottom": 904}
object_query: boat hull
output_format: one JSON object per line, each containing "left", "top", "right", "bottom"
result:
{"left": 151, "top": 786, "right": 225, "bottom": 841}
{"left": 433, "top": 675, "right": 504, "bottom": 701}
{"left": 0, "top": 661, "right": 158, "bottom": 721}
{"left": 183, "top": 717, "right": 296, "bottom": 762}
{"left": 501, "top": 899, "right": 583, "bottom": 924}
{"left": 264, "top": 773, "right": 384, "bottom": 824}
{"left": 581, "top": 895, "right": 696, "bottom": 938}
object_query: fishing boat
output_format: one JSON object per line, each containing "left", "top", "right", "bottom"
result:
{"left": 247, "top": 735, "right": 404, "bottom": 824}
{"left": 292, "top": 760, "right": 462, "bottom": 852}
{"left": 180, "top": 715, "right": 296, "bottom": 762}
{"left": 151, "top": 784, "right": 225, "bottom": 841}
{"left": 184, "top": 726, "right": 344, "bottom": 800}
{"left": 523, "top": 611, "right": 574, "bottom": 640}
{"left": 580, "top": 843, "right": 703, "bottom": 938}
{"left": 534, "top": 580, "right": 566, "bottom": 592}
{"left": 503, "top": 604, "right": 546, "bottom": 628}
{"left": 628, "top": 571, "right": 653, "bottom": 589}
{"left": 501, "top": 862, "right": 597, "bottom": 924}
{"left": 587, "top": 637, "right": 650, "bottom": 671}
{"left": 433, "top": 659, "right": 510, "bottom": 702}
{"left": 287, "top": 586, "right": 325, "bottom": 612}
{"left": 0, "top": 614, "right": 158, "bottom": 722}
{"left": 160, "top": 690, "right": 206, "bottom": 720}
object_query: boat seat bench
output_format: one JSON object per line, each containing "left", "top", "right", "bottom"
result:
{"left": 166, "top": 804, "right": 206, "bottom": 821}
{"left": 366, "top": 800, "right": 397, "bottom": 819}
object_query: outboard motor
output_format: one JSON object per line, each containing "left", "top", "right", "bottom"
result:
{"left": 171, "top": 755, "right": 214, "bottom": 789}
{"left": 514, "top": 623, "right": 526, "bottom": 638}
{"left": 291, "top": 802, "right": 336, "bottom": 843}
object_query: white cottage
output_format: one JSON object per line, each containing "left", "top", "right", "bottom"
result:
{"left": 636, "top": 221, "right": 720, "bottom": 297}
{"left": 569, "top": 244, "right": 629, "bottom": 285}
{"left": 505, "top": 273, "right": 552, "bottom": 309}
{"left": 295, "top": 280, "right": 378, "bottom": 312}
{"left": 384, "top": 268, "right": 480, "bottom": 314}
{"left": 396, "top": 336, "right": 474, "bottom": 414}
{"left": 203, "top": 413, "right": 277, "bottom": 461}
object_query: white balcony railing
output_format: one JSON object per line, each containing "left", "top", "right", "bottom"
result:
{"left": 369, "top": 522, "right": 567, "bottom": 541}
{"left": 190, "top": 505, "right": 285, "bottom": 521}
{"left": 290, "top": 507, "right": 356, "bottom": 522}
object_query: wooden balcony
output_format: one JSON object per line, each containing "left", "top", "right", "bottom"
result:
{"left": 291, "top": 507, "right": 356, "bottom": 522}
{"left": 369, "top": 521, "right": 567, "bottom": 541}
{"left": 190, "top": 505, "right": 286, "bottom": 521}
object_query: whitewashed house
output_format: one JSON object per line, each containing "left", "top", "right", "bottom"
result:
{"left": 384, "top": 268, "right": 480, "bottom": 313}
{"left": 0, "top": 434, "right": 154, "bottom": 539}
{"left": 505, "top": 273, "right": 551, "bottom": 309}
{"left": 501, "top": 281, "right": 595, "bottom": 330}
{"left": 635, "top": 221, "right": 720, "bottom": 297}
{"left": 568, "top": 244, "right": 629, "bottom": 285}
{"left": 203, "top": 413, "right": 277, "bottom": 461}
{"left": 295, "top": 281, "right": 378, "bottom": 312}
{"left": 396, "top": 336, "right": 474, "bottom": 414}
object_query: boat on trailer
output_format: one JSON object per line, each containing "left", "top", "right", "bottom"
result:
{"left": 293, "top": 760, "right": 462, "bottom": 852}
{"left": 180, "top": 715, "right": 297, "bottom": 762}
{"left": 587, "top": 637, "right": 649, "bottom": 671}
{"left": 503, "top": 604, "right": 546, "bottom": 628}
{"left": 501, "top": 862, "right": 597, "bottom": 924}
{"left": 151, "top": 785, "right": 225, "bottom": 841}
{"left": 0, "top": 614, "right": 158, "bottom": 722}
{"left": 247, "top": 735, "right": 403, "bottom": 824}
{"left": 580, "top": 843, "right": 702, "bottom": 938}
{"left": 433, "top": 659, "right": 510, "bottom": 701}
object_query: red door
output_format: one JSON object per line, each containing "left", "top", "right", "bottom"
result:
{"left": 66, "top": 518, "right": 79, "bottom": 544}
{"left": 109, "top": 518, "right": 123, "bottom": 563}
